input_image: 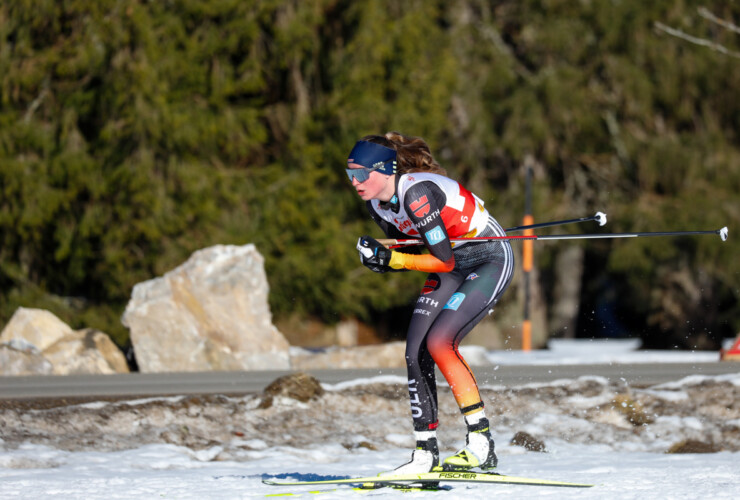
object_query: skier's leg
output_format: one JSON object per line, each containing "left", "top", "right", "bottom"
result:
{"left": 405, "top": 272, "right": 464, "bottom": 430}
{"left": 381, "top": 272, "right": 464, "bottom": 475}
{"left": 426, "top": 259, "right": 513, "bottom": 470}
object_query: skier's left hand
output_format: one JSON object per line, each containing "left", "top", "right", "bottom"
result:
{"left": 357, "top": 236, "right": 393, "bottom": 272}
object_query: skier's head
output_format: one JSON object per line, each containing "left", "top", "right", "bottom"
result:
{"left": 345, "top": 140, "right": 397, "bottom": 184}
{"left": 355, "top": 132, "right": 447, "bottom": 177}
{"left": 346, "top": 132, "right": 446, "bottom": 201}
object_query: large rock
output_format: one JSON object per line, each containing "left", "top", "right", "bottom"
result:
{"left": 0, "top": 307, "right": 73, "bottom": 351}
{"left": 43, "top": 328, "right": 130, "bottom": 375}
{"left": 0, "top": 308, "right": 129, "bottom": 375}
{"left": 0, "top": 339, "right": 54, "bottom": 376}
{"left": 122, "top": 244, "right": 290, "bottom": 372}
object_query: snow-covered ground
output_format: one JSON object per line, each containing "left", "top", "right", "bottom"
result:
{"left": 1, "top": 442, "right": 739, "bottom": 499}
{"left": 1, "top": 341, "right": 739, "bottom": 499}
{"left": 483, "top": 338, "right": 723, "bottom": 365}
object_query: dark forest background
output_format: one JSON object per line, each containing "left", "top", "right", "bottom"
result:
{"left": 1, "top": 1, "right": 738, "bottom": 353}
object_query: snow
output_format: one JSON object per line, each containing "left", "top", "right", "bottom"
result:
{"left": 478, "top": 338, "right": 723, "bottom": 366}
{"left": 1, "top": 441, "right": 738, "bottom": 499}
{"left": 1, "top": 342, "right": 739, "bottom": 499}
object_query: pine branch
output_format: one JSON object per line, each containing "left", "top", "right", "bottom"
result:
{"left": 654, "top": 21, "right": 740, "bottom": 59}
{"left": 23, "top": 77, "right": 50, "bottom": 123}
{"left": 697, "top": 6, "right": 740, "bottom": 36}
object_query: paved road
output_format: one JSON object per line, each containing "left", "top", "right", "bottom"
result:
{"left": 2, "top": 362, "right": 738, "bottom": 400}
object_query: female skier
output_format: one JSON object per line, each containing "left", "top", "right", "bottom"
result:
{"left": 347, "top": 132, "right": 514, "bottom": 474}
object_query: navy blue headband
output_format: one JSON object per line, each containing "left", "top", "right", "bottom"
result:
{"left": 347, "top": 140, "right": 397, "bottom": 175}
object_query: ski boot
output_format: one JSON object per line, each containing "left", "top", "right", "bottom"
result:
{"left": 379, "top": 437, "right": 440, "bottom": 476}
{"left": 442, "top": 418, "right": 498, "bottom": 471}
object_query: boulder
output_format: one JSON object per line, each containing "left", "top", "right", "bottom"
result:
{"left": 0, "top": 307, "right": 73, "bottom": 351}
{"left": 0, "top": 339, "right": 54, "bottom": 376}
{"left": 43, "top": 328, "right": 130, "bottom": 375}
{"left": 0, "top": 308, "right": 129, "bottom": 375}
{"left": 122, "top": 244, "right": 290, "bottom": 373}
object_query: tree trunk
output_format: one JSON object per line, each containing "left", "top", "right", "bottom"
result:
{"left": 550, "top": 245, "right": 584, "bottom": 339}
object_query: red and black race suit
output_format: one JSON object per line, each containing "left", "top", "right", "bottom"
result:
{"left": 366, "top": 173, "right": 514, "bottom": 430}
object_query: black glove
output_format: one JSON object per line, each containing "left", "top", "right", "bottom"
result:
{"left": 357, "top": 236, "right": 393, "bottom": 273}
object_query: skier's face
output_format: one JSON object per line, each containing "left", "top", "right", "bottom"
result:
{"left": 348, "top": 163, "right": 394, "bottom": 202}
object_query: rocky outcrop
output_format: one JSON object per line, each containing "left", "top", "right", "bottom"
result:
{"left": 121, "top": 244, "right": 290, "bottom": 373}
{"left": 0, "top": 308, "right": 129, "bottom": 375}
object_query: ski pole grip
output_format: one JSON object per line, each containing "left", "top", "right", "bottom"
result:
{"left": 377, "top": 239, "right": 399, "bottom": 248}
{"left": 595, "top": 212, "right": 607, "bottom": 226}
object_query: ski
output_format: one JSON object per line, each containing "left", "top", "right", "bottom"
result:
{"left": 263, "top": 470, "right": 594, "bottom": 489}
{"left": 264, "top": 485, "right": 450, "bottom": 496}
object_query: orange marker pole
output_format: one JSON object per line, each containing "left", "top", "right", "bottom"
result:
{"left": 522, "top": 168, "right": 533, "bottom": 352}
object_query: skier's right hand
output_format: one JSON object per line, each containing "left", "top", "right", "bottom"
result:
{"left": 357, "top": 236, "right": 392, "bottom": 273}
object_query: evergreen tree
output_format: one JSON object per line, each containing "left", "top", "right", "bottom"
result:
{"left": 1, "top": 0, "right": 737, "bottom": 349}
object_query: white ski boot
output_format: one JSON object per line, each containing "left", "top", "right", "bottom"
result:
{"left": 379, "top": 438, "right": 439, "bottom": 476}
{"left": 442, "top": 418, "right": 498, "bottom": 471}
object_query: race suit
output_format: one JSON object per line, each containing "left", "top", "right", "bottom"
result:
{"left": 367, "top": 173, "right": 514, "bottom": 431}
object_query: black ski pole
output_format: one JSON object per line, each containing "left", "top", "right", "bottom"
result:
{"left": 505, "top": 212, "right": 607, "bottom": 232}
{"left": 379, "top": 227, "right": 728, "bottom": 248}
